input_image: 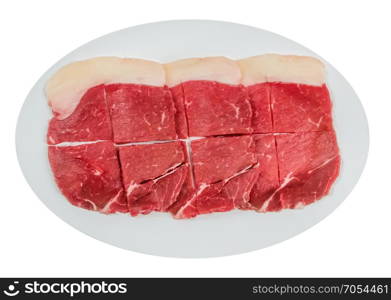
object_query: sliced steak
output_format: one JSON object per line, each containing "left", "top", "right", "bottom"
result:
{"left": 172, "top": 136, "right": 258, "bottom": 218}
{"left": 47, "top": 85, "right": 113, "bottom": 144}
{"left": 48, "top": 141, "right": 127, "bottom": 213}
{"left": 270, "top": 83, "right": 332, "bottom": 132}
{"left": 165, "top": 57, "right": 252, "bottom": 137}
{"left": 275, "top": 131, "right": 340, "bottom": 208}
{"left": 118, "top": 141, "right": 187, "bottom": 216}
{"left": 249, "top": 134, "right": 281, "bottom": 212}
{"left": 106, "top": 84, "right": 177, "bottom": 143}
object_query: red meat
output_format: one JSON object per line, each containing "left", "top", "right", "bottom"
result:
{"left": 169, "top": 85, "right": 188, "bottom": 138}
{"left": 275, "top": 131, "right": 340, "bottom": 208}
{"left": 247, "top": 83, "right": 273, "bottom": 133}
{"left": 182, "top": 81, "right": 252, "bottom": 137}
{"left": 270, "top": 83, "right": 333, "bottom": 132}
{"left": 47, "top": 85, "right": 113, "bottom": 145}
{"left": 118, "top": 141, "right": 187, "bottom": 216}
{"left": 249, "top": 134, "right": 282, "bottom": 212}
{"left": 106, "top": 84, "right": 177, "bottom": 143}
{"left": 48, "top": 141, "right": 127, "bottom": 213}
{"left": 171, "top": 136, "right": 258, "bottom": 218}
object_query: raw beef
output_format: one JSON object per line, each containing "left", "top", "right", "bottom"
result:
{"left": 106, "top": 84, "right": 177, "bottom": 143}
{"left": 170, "top": 136, "right": 258, "bottom": 218}
{"left": 238, "top": 59, "right": 273, "bottom": 133}
{"left": 168, "top": 174, "right": 198, "bottom": 219}
{"left": 48, "top": 141, "right": 127, "bottom": 213}
{"left": 191, "top": 136, "right": 257, "bottom": 184}
{"left": 46, "top": 57, "right": 176, "bottom": 144}
{"left": 275, "top": 131, "right": 340, "bottom": 208}
{"left": 169, "top": 84, "right": 188, "bottom": 138}
{"left": 239, "top": 54, "right": 331, "bottom": 133}
{"left": 270, "top": 83, "right": 332, "bottom": 132}
{"left": 222, "top": 167, "right": 259, "bottom": 209}
{"left": 165, "top": 57, "right": 252, "bottom": 137}
{"left": 246, "top": 84, "right": 273, "bottom": 133}
{"left": 47, "top": 85, "right": 113, "bottom": 144}
{"left": 118, "top": 141, "right": 187, "bottom": 216}
{"left": 46, "top": 54, "right": 341, "bottom": 219}
{"left": 249, "top": 134, "right": 282, "bottom": 212}
{"left": 171, "top": 167, "right": 259, "bottom": 219}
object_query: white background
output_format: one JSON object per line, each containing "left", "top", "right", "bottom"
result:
{"left": 0, "top": 0, "right": 390, "bottom": 276}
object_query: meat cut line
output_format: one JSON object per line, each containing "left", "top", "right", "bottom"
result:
{"left": 46, "top": 54, "right": 340, "bottom": 219}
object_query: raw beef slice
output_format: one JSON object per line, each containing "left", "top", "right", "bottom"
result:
{"left": 46, "top": 57, "right": 178, "bottom": 144}
{"left": 192, "top": 136, "right": 257, "bottom": 184}
{"left": 169, "top": 84, "right": 188, "bottom": 138}
{"left": 270, "top": 82, "right": 333, "bottom": 132}
{"left": 106, "top": 84, "right": 177, "bottom": 143}
{"left": 238, "top": 58, "right": 273, "bottom": 133}
{"left": 275, "top": 131, "right": 340, "bottom": 208}
{"left": 46, "top": 55, "right": 341, "bottom": 219}
{"left": 249, "top": 134, "right": 281, "bottom": 212}
{"left": 48, "top": 141, "right": 127, "bottom": 213}
{"left": 118, "top": 141, "right": 188, "bottom": 216}
{"left": 47, "top": 85, "right": 113, "bottom": 144}
{"left": 165, "top": 57, "right": 252, "bottom": 137}
{"left": 239, "top": 54, "right": 331, "bottom": 133}
{"left": 171, "top": 136, "right": 258, "bottom": 219}
{"left": 246, "top": 83, "right": 273, "bottom": 133}
{"left": 183, "top": 81, "right": 252, "bottom": 137}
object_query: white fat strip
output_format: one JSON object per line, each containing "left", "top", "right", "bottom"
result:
{"left": 307, "top": 116, "right": 324, "bottom": 128}
{"left": 294, "top": 201, "right": 305, "bottom": 209}
{"left": 229, "top": 103, "right": 240, "bottom": 119}
{"left": 152, "top": 162, "right": 182, "bottom": 183}
{"left": 258, "top": 171, "right": 296, "bottom": 212}
{"left": 239, "top": 54, "right": 325, "bottom": 86}
{"left": 126, "top": 182, "right": 140, "bottom": 197}
{"left": 115, "top": 139, "right": 174, "bottom": 147}
{"left": 164, "top": 56, "right": 241, "bottom": 87}
{"left": 79, "top": 199, "right": 98, "bottom": 211}
{"left": 143, "top": 116, "right": 151, "bottom": 126}
{"left": 46, "top": 57, "right": 165, "bottom": 119}
{"left": 93, "top": 169, "right": 102, "bottom": 176}
{"left": 49, "top": 140, "right": 108, "bottom": 147}
{"left": 223, "top": 162, "right": 259, "bottom": 184}
{"left": 307, "top": 155, "right": 338, "bottom": 175}
{"left": 174, "top": 183, "right": 208, "bottom": 219}
{"left": 161, "top": 111, "right": 166, "bottom": 124}
{"left": 48, "top": 136, "right": 55, "bottom": 144}
{"left": 100, "top": 190, "right": 123, "bottom": 213}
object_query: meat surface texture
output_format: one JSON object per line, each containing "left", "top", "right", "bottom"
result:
{"left": 47, "top": 85, "right": 113, "bottom": 145}
{"left": 48, "top": 141, "right": 127, "bottom": 213}
{"left": 192, "top": 136, "right": 257, "bottom": 185}
{"left": 182, "top": 81, "right": 252, "bottom": 137}
{"left": 170, "top": 136, "right": 259, "bottom": 219}
{"left": 165, "top": 57, "right": 252, "bottom": 137}
{"left": 249, "top": 134, "right": 281, "bottom": 212}
{"left": 47, "top": 53, "right": 341, "bottom": 219}
{"left": 275, "top": 131, "right": 340, "bottom": 208}
{"left": 246, "top": 83, "right": 273, "bottom": 133}
{"left": 106, "top": 84, "right": 177, "bottom": 143}
{"left": 118, "top": 141, "right": 187, "bottom": 216}
{"left": 270, "top": 83, "right": 332, "bottom": 132}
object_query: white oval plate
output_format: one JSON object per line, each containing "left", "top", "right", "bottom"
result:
{"left": 16, "top": 20, "right": 369, "bottom": 258}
